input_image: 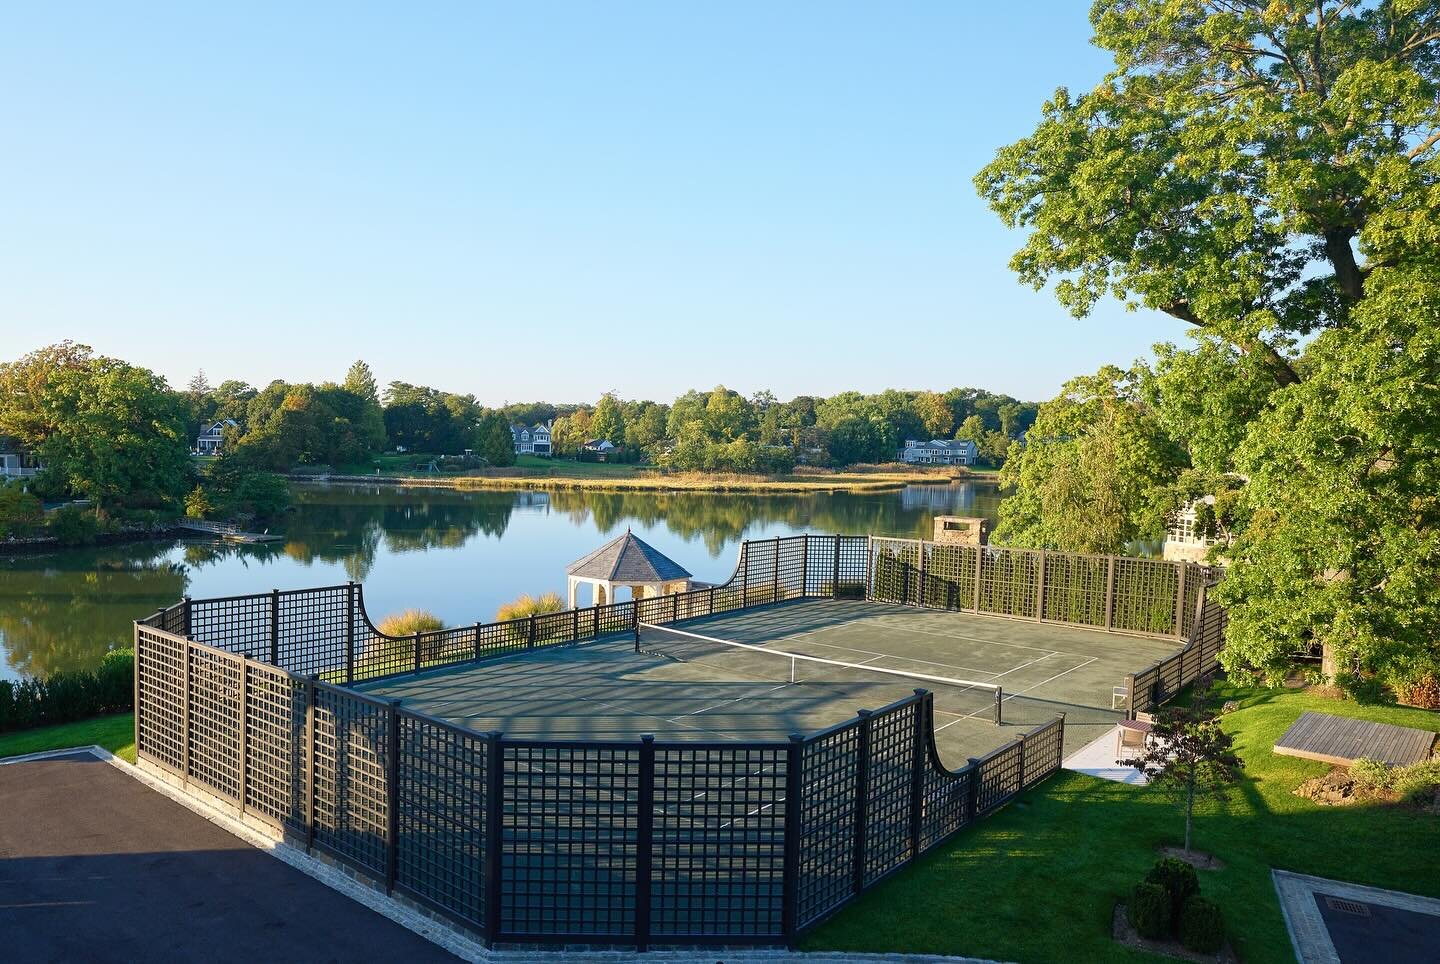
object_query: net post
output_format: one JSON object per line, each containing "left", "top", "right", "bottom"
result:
{"left": 852, "top": 708, "right": 873, "bottom": 896}
{"left": 385, "top": 698, "right": 401, "bottom": 893}
{"left": 484, "top": 731, "right": 504, "bottom": 947}
{"left": 635, "top": 734, "right": 655, "bottom": 952}
{"left": 782, "top": 732, "right": 805, "bottom": 944}
{"left": 994, "top": 686, "right": 1003, "bottom": 726}
{"left": 633, "top": 620, "right": 641, "bottom": 653}
{"left": 269, "top": 589, "right": 280, "bottom": 665}
{"left": 909, "top": 690, "right": 927, "bottom": 863}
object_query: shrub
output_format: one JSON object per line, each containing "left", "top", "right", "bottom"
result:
{"left": 1395, "top": 672, "right": 1440, "bottom": 710}
{"left": 1349, "top": 757, "right": 1394, "bottom": 791}
{"left": 375, "top": 609, "right": 446, "bottom": 637}
{"left": 496, "top": 592, "right": 566, "bottom": 622}
{"left": 0, "top": 647, "right": 134, "bottom": 734}
{"left": 184, "top": 485, "right": 215, "bottom": 520}
{"left": 1145, "top": 857, "right": 1200, "bottom": 921}
{"left": 48, "top": 505, "right": 100, "bottom": 545}
{"left": 1178, "top": 895, "right": 1225, "bottom": 953}
{"left": 1127, "top": 882, "right": 1172, "bottom": 940}
{"left": 0, "top": 482, "right": 43, "bottom": 538}
{"left": 1392, "top": 759, "right": 1440, "bottom": 804}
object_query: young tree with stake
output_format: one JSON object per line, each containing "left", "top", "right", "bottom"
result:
{"left": 1123, "top": 708, "right": 1243, "bottom": 856}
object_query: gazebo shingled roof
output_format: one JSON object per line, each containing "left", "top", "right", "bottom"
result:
{"left": 565, "top": 530, "right": 691, "bottom": 583}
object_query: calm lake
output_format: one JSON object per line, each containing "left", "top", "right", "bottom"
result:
{"left": 0, "top": 480, "right": 1002, "bottom": 680}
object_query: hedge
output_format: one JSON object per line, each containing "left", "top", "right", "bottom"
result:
{"left": 0, "top": 648, "right": 133, "bottom": 733}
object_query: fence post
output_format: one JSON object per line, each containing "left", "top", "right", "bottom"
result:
{"left": 1124, "top": 674, "right": 1137, "bottom": 720}
{"left": 972, "top": 545, "right": 983, "bottom": 613}
{"left": 269, "top": 589, "right": 280, "bottom": 665}
{"left": 134, "top": 621, "right": 151, "bottom": 762}
{"left": 484, "top": 732, "right": 505, "bottom": 947}
{"left": 345, "top": 583, "right": 356, "bottom": 685}
{"left": 572, "top": 608, "right": 579, "bottom": 641}
{"left": 635, "top": 735, "right": 655, "bottom": 951}
{"left": 916, "top": 543, "right": 927, "bottom": 607}
{"left": 741, "top": 541, "right": 749, "bottom": 604}
{"left": 475, "top": 622, "right": 483, "bottom": 661}
{"left": 709, "top": 586, "right": 716, "bottom": 616}
{"left": 1034, "top": 550, "right": 1046, "bottom": 622}
{"left": 180, "top": 640, "right": 191, "bottom": 783}
{"left": 1017, "top": 733, "right": 1027, "bottom": 794}
{"left": 181, "top": 596, "right": 192, "bottom": 637}
{"left": 236, "top": 653, "right": 248, "bottom": 815}
{"left": 304, "top": 676, "right": 317, "bottom": 853}
{"left": 413, "top": 631, "right": 422, "bottom": 673}
{"left": 1104, "top": 556, "right": 1116, "bottom": 631}
{"left": 831, "top": 533, "right": 841, "bottom": 599}
{"left": 782, "top": 732, "right": 805, "bottom": 944}
{"left": 385, "top": 699, "right": 401, "bottom": 892}
{"left": 965, "top": 758, "right": 980, "bottom": 823}
{"left": 864, "top": 535, "right": 874, "bottom": 601}
{"left": 772, "top": 538, "right": 782, "bottom": 603}
{"left": 527, "top": 615, "right": 537, "bottom": 649}
{"left": 801, "top": 534, "right": 810, "bottom": 597}
{"left": 1173, "top": 561, "right": 1188, "bottom": 640}
{"left": 852, "top": 709, "right": 873, "bottom": 895}
{"left": 672, "top": 592, "right": 679, "bottom": 624}
{"left": 909, "top": 691, "right": 927, "bottom": 862}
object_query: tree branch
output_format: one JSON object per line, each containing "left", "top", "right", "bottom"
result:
{"left": 1161, "top": 300, "right": 1302, "bottom": 387}
{"left": 1408, "top": 129, "right": 1440, "bottom": 160}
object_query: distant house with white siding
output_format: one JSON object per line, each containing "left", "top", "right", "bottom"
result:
{"left": 511, "top": 422, "right": 552, "bottom": 456}
{"left": 196, "top": 419, "right": 239, "bottom": 456}
{"left": 899, "top": 439, "right": 978, "bottom": 466}
{"left": 1163, "top": 495, "right": 1226, "bottom": 563}
{"left": 0, "top": 437, "right": 42, "bottom": 479}
{"left": 583, "top": 439, "right": 616, "bottom": 454}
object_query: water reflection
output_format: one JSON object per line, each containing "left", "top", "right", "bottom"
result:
{"left": 0, "top": 481, "right": 1001, "bottom": 679}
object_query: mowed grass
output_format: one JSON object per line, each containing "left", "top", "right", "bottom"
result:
{"left": 0, "top": 712, "right": 136, "bottom": 763}
{"left": 804, "top": 684, "right": 1439, "bottom": 963}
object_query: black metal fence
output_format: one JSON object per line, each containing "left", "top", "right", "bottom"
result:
{"left": 133, "top": 532, "right": 1205, "bottom": 948}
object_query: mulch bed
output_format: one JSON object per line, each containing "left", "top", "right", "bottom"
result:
{"left": 1113, "top": 904, "right": 1239, "bottom": 963}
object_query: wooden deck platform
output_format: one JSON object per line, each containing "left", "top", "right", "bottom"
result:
{"left": 1273, "top": 711, "right": 1437, "bottom": 768}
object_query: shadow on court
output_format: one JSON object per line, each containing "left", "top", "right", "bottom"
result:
{"left": 0, "top": 752, "right": 456, "bottom": 963}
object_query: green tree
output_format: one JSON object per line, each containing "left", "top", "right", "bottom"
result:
{"left": 1123, "top": 708, "right": 1242, "bottom": 855}
{"left": 954, "top": 415, "right": 987, "bottom": 443}
{"left": 472, "top": 411, "right": 517, "bottom": 466}
{"left": 342, "top": 359, "right": 380, "bottom": 405}
{"left": 976, "top": 0, "right": 1440, "bottom": 682}
{"left": 0, "top": 345, "right": 191, "bottom": 512}
{"left": 591, "top": 392, "right": 627, "bottom": 445}
{"left": 994, "top": 366, "right": 1184, "bottom": 553}
{"left": 703, "top": 386, "right": 756, "bottom": 442}
{"left": 913, "top": 391, "right": 954, "bottom": 439}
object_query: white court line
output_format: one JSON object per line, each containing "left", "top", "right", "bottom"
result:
{"left": 680, "top": 652, "right": 890, "bottom": 717}
{"left": 834, "top": 619, "right": 1093, "bottom": 658}
{"left": 933, "top": 655, "right": 1101, "bottom": 728}
{"left": 573, "top": 694, "right": 741, "bottom": 741}
{"left": 764, "top": 631, "right": 1001, "bottom": 679}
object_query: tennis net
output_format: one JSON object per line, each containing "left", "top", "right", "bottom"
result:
{"left": 635, "top": 621, "right": 1003, "bottom": 724}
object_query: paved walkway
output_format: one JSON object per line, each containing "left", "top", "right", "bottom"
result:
{"left": 1061, "top": 725, "right": 1148, "bottom": 785}
{"left": 0, "top": 750, "right": 458, "bottom": 963}
{"left": 1274, "top": 870, "right": 1440, "bottom": 964}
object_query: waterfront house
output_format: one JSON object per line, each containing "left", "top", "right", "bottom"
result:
{"left": 511, "top": 422, "right": 552, "bottom": 456}
{"left": 0, "top": 438, "right": 42, "bottom": 479}
{"left": 196, "top": 419, "right": 239, "bottom": 456}
{"left": 899, "top": 438, "right": 978, "bottom": 466}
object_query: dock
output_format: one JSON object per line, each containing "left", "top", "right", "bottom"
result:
{"left": 176, "top": 520, "right": 283, "bottom": 544}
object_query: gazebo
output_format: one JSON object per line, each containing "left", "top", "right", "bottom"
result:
{"left": 566, "top": 529, "right": 692, "bottom": 608}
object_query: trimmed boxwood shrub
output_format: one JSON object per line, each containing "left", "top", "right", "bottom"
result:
{"left": 1146, "top": 857, "right": 1200, "bottom": 921}
{"left": 1128, "top": 881, "right": 1172, "bottom": 940}
{"left": 1179, "top": 895, "right": 1226, "bottom": 953}
{"left": 0, "top": 648, "right": 133, "bottom": 733}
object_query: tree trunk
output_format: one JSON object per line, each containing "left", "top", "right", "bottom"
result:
{"left": 1321, "top": 640, "right": 1341, "bottom": 682}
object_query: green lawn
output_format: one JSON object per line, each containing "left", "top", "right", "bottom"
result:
{"left": 805, "top": 684, "right": 1439, "bottom": 963}
{"left": 0, "top": 713, "right": 135, "bottom": 763}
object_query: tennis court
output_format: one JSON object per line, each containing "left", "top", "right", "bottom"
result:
{"left": 360, "top": 598, "right": 1184, "bottom": 766}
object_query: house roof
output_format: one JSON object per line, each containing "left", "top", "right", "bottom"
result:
{"left": 566, "top": 530, "right": 691, "bottom": 582}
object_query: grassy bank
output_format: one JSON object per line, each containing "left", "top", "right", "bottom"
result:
{"left": 302, "top": 461, "right": 977, "bottom": 494}
{"left": 0, "top": 712, "right": 135, "bottom": 763}
{"left": 805, "top": 683, "right": 1439, "bottom": 963}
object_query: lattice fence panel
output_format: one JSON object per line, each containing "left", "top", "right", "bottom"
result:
{"left": 1021, "top": 721, "right": 1064, "bottom": 790}
{"left": 244, "top": 662, "right": 302, "bottom": 826}
{"left": 974, "top": 741, "right": 1023, "bottom": 816}
{"left": 501, "top": 743, "right": 640, "bottom": 938}
{"left": 189, "top": 594, "right": 270, "bottom": 659}
{"left": 804, "top": 534, "right": 835, "bottom": 596}
{"left": 869, "top": 538, "right": 920, "bottom": 606}
{"left": 187, "top": 646, "right": 241, "bottom": 801}
{"left": 136, "top": 626, "right": 185, "bottom": 771}
{"left": 1041, "top": 553, "right": 1108, "bottom": 627}
{"left": 277, "top": 587, "right": 352, "bottom": 677}
{"left": 795, "top": 722, "right": 861, "bottom": 929}
{"left": 920, "top": 543, "right": 976, "bottom": 611}
{"left": 395, "top": 715, "right": 487, "bottom": 929}
{"left": 976, "top": 548, "right": 1040, "bottom": 618}
{"left": 863, "top": 704, "right": 917, "bottom": 885}
{"left": 311, "top": 687, "right": 391, "bottom": 877}
{"left": 836, "top": 536, "right": 869, "bottom": 598}
{"left": 1112, "top": 558, "right": 1180, "bottom": 636}
{"left": 651, "top": 745, "right": 788, "bottom": 940}
{"left": 919, "top": 761, "right": 972, "bottom": 852}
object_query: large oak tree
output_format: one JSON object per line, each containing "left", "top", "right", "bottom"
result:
{"left": 977, "top": 1, "right": 1440, "bottom": 683}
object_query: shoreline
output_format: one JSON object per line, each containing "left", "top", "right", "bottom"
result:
{"left": 289, "top": 467, "right": 994, "bottom": 495}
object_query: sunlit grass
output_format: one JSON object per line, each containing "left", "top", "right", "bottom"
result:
{"left": 804, "top": 683, "right": 1440, "bottom": 963}
{"left": 0, "top": 712, "right": 135, "bottom": 763}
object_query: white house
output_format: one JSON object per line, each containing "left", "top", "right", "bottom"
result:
{"left": 196, "top": 419, "right": 239, "bottom": 456}
{"left": 582, "top": 439, "right": 616, "bottom": 453}
{"left": 1163, "top": 496, "right": 1226, "bottom": 563}
{"left": 511, "top": 422, "right": 552, "bottom": 456}
{"left": 899, "top": 439, "right": 978, "bottom": 466}
{"left": 0, "top": 441, "right": 42, "bottom": 479}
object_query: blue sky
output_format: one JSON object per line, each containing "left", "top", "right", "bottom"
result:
{"left": 0, "top": 2, "right": 1187, "bottom": 405}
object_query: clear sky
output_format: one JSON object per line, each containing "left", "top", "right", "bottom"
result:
{"left": 0, "top": 2, "right": 1187, "bottom": 405}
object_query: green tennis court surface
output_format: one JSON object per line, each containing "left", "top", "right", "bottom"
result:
{"left": 359, "top": 599, "right": 1183, "bottom": 766}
